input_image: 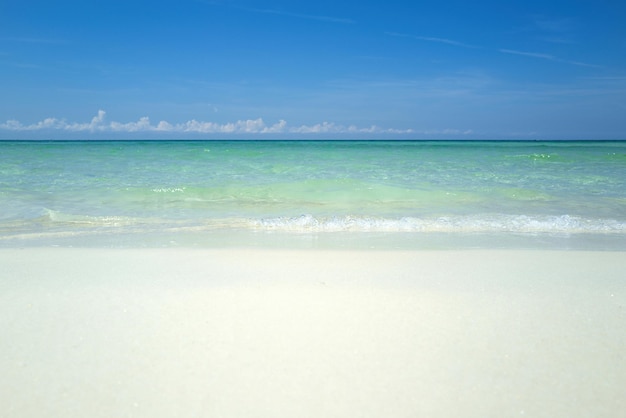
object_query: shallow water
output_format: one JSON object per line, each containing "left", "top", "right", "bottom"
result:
{"left": 1, "top": 140, "right": 625, "bottom": 248}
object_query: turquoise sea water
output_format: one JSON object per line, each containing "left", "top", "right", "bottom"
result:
{"left": 1, "top": 140, "right": 625, "bottom": 249}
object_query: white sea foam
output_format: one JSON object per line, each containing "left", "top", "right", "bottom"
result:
{"left": 43, "top": 209, "right": 135, "bottom": 226}
{"left": 10, "top": 209, "right": 626, "bottom": 235}
{"left": 252, "top": 214, "right": 626, "bottom": 234}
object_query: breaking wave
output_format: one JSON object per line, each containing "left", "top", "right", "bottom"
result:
{"left": 251, "top": 214, "right": 626, "bottom": 234}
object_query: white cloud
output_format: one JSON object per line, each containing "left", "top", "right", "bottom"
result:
{"left": 1, "top": 110, "right": 424, "bottom": 135}
{"left": 262, "top": 119, "right": 288, "bottom": 133}
{"left": 66, "top": 109, "right": 107, "bottom": 131}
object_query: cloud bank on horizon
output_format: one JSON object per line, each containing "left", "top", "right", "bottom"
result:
{"left": 3, "top": 110, "right": 460, "bottom": 136}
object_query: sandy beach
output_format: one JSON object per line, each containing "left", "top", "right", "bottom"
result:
{"left": 1, "top": 248, "right": 625, "bottom": 417}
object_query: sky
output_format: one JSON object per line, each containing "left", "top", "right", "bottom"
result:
{"left": 1, "top": 0, "right": 625, "bottom": 139}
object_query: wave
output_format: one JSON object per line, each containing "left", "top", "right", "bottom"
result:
{"left": 251, "top": 214, "right": 626, "bottom": 234}
{"left": 2, "top": 209, "right": 625, "bottom": 241}
{"left": 42, "top": 209, "right": 138, "bottom": 226}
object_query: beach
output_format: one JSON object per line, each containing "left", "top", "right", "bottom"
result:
{"left": 2, "top": 140, "right": 625, "bottom": 416}
{"left": 1, "top": 248, "right": 625, "bottom": 417}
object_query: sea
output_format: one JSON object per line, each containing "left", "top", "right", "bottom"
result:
{"left": 1, "top": 140, "right": 625, "bottom": 249}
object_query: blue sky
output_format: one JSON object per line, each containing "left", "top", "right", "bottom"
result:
{"left": 1, "top": 0, "right": 625, "bottom": 139}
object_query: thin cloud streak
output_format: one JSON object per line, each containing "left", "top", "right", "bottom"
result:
{"left": 201, "top": 1, "right": 354, "bottom": 24}
{"left": 499, "top": 49, "right": 555, "bottom": 60}
{"left": 242, "top": 7, "right": 355, "bottom": 24}
{"left": 0, "top": 36, "right": 68, "bottom": 44}
{"left": 499, "top": 48, "right": 601, "bottom": 68}
{"left": 385, "top": 32, "right": 478, "bottom": 48}
{"left": 387, "top": 32, "right": 598, "bottom": 68}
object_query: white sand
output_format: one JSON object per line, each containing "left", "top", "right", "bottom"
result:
{"left": 1, "top": 249, "right": 625, "bottom": 417}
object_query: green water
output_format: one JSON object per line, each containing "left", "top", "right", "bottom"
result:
{"left": 1, "top": 140, "right": 625, "bottom": 248}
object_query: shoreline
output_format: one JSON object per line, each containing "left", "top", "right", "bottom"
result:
{"left": 3, "top": 229, "right": 626, "bottom": 251}
{"left": 2, "top": 248, "right": 625, "bottom": 417}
